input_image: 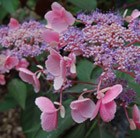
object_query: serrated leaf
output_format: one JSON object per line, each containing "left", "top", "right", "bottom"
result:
{"left": 77, "top": 59, "right": 94, "bottom": 81}
{"left": 8, "top": 79, "right": 27, "bottom": 109}
{"left": 68, "top": 0, "right": 97, "bottom": 11}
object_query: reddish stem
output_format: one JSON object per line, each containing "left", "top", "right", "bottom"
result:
{"left": 123, "top": 2, "right": 140, "bottom": 9}
{"left": 71, "top": 80, "right": 97, "bottom": 85}
{"left": 118, "top": 69, "right": 135, "bottom": 78}
{"left": 125, "top": 40, "right": 140, "bottom": 47}
{"left": 32, "top": 57, "right": 39, "bottom": 65}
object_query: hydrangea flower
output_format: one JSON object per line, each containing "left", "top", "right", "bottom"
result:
{"left": 8, "top": 18, "right": 19, "bottom": 29}
{"left": 45, "top": 2, "right": 75, "bottom": 33}
{"left": 125, "top": 9, "right": 140, "bottom": 22}
{"left": 35, "top": 97, "right": 58, "bottom": 131}
{"left": 0, "top": 54, "right": 19, "bottom": 73}
{"left": 46, "top": 49, "right": 76, "bottom": 90}
{"left": 18, "top": 68, "right": 40, "bottom": 93}
{"left": 91, "top": 84, "right": 123, "bottom": 122}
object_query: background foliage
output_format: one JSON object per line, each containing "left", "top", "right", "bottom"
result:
{"left": 0, "top": 0, "right": 140, "bottom": 138}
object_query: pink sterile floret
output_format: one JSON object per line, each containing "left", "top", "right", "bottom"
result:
{"left": 18, "top": 68, "right": 40, "bottom": 93}
{"left": 91, "top": 84, "right": 123, "bottom": 122}
{"left": 125, "top": 9, "right": 140, "bottom": 22}
{"left": 70, "top": 98, "right": 95, "bottom": 123}
{"left": 0, "top": 54, "right": 19, "bottom": 73}
{"left": 5, "top": 56, "right": 19, "bottom": 70}
{"left": 8, "top": 18, "right": 20, "bottom": 29}
{"left": 35, "top": 96, "right": 58, "bottom": 132}
{"left": 46, "top": 49, "right": 76, "bottom": 90}
{"left": 44, "top": 2, "right": 75, "bottom": 33}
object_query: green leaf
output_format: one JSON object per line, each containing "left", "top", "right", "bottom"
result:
{"left": 129, "top": 130, "right": 140, "bottom": 138}
{"left": 87, "top": 124, "right": 114, "bottom": 138}
{"left": 66, "top": 83, "right": 93, "bottom": 93}
{"left": 8, "top": 79, "right": 27, "bottom": 109}
{"left": 0, "top": 96, "right": 17, "bottom": 111}
{"left": 68, "top": 0, "right": 97, "bottom": 11}
{"left": 1, "top": 0, "right": 19, "bottom": 13}
{"left": 116, "top": 71, "right": 140, "bottom": 97}
{"left": 77, "top": 59, "right": 94, "bottom": 81}
{"left": 21, "top": 94, "right": 41, "bottom": 138}
{"left": 0, "top": 6, "right": 8, "bottom": 22}
{"left": 64, "top": 124, "right": 86, "bottom": 138}
{"left": 91, "top": 66, "right": 102, "bottom": 83}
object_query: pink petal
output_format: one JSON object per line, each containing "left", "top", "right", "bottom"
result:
{"left": 131, "top": 9, "right": 140, "bottom": 20}
{"left": 129, "top": 119, "right": 136, "bottom": 130}
{"left": 51, "top": 2, "right": 63, "bottom": 11}
{"left": 35, "top": 97, "right": 56, "bottom": 112}
{"left": 16, "top": 58, "right": 29, "bottom": 70}
{"left": 70, "top": 64, "right": 76, "bottom": 74}
{"left": 71, "top": 109, "right": 87, "bottom": 123}
{"left": 100, "top": 101, "right": 116, "bottom": 122}
{"left": 54, "top": 76, "right": 64, "bottom": 90}
{"left": 5, "top": 56, "right": 19, "bottom": 70}
{"left": 46, "top": 14, "right": 69, "bottom": 33}
{"left": 46, "top": 49, "right": 61, "bottom": 76}
{"left": 135, "top": 121, "right": 140, "bottom": 129}
{"left": 33, "top": 75, "right": 40, "bottom": 93}
{"left": 68, "top": 53, "right": 76, "bottom": 74}
{"left": 132, "top": 104, "right": 140, "bottom": 123}
{"left": 70, "top": 98, "right": 95, "bottom": 118}
{"left": 19, "top": 68, "right": 34, "bottom": 83}
{"left": 0, "top": 74, "right": 6, "bottom": 85}
{"left": 64, "top": 10, "right": 75, "bottom": 25}
{"left": 18, "top": 68, "right": 40, "bottom": 93}
{"left": 90, "top": 99, "right": 101, "bottom": 120}
{"left": 42, "top": 30, "right": 59, "bottom": 43}
{"left": 125, "top": 16, "right": 132, "bottom": 22}
{"left": 102, "top": 84, "right": 123, "bottom": 104}
{"left": 60, "top": 59, "right": 67, "bottom": 79}
{"left": 8, "top": 18, "right": 19, "bottom": 29}
{"left": 41, "top": 111, "right": 58, "bottom": 132}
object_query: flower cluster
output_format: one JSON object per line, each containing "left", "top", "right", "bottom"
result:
{"left": 0, "top": 19, "right": 48, "bottom": 58}
{"left": 0, "top": 2, "right": 140, "bottom": 133}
